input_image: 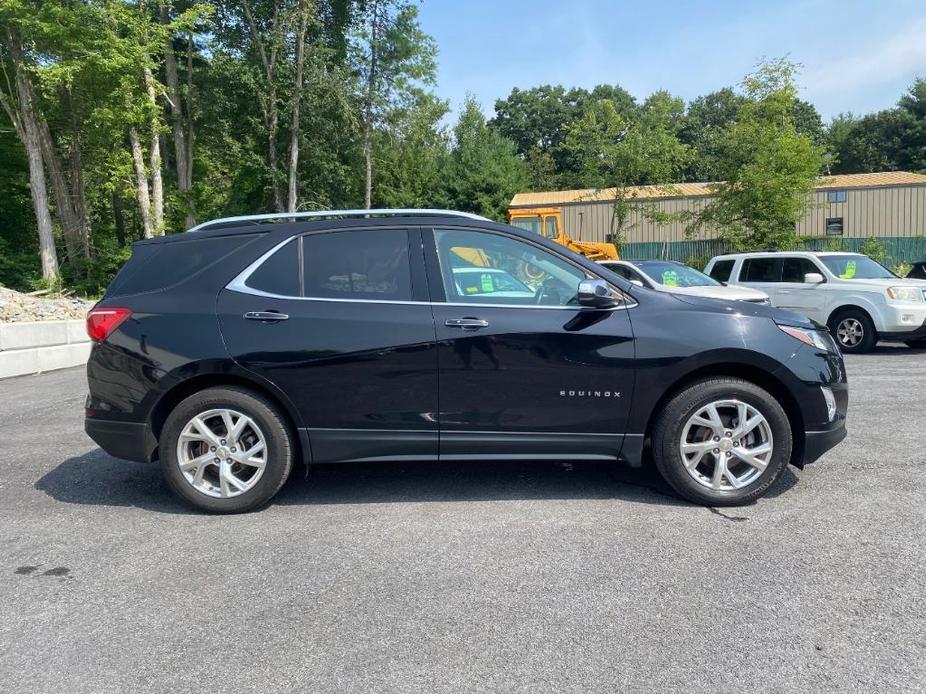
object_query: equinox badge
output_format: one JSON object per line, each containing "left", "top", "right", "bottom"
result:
{"left": 560, "top": 390, "right": 621, "bottom": 398}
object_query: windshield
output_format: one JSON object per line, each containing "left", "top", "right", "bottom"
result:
{"left": 510, "top": 216, "right": 542, "bottom": 236}
{"left": 819, "top": 254, "right": 895, "bottom": 279}
{"left": 635, "top": 262, "right": 721, "bottom": 287}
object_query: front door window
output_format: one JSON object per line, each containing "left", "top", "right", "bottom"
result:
{"left": 434, "top": 228, "right": 587, "bottom": 307}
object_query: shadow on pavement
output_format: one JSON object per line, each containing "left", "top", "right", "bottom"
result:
{"left": 36, "top": 448, "right": 800, "bottom": 514}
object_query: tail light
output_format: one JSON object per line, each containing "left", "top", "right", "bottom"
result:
{"left": 86, "top": 307, "right": 132, "bottom": 342}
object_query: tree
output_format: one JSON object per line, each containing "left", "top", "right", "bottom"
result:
{"left": 489, "top": 83, "right": 638, "bottom": 189}
{"left": 0, "top": 23, "right": 59, "bottom": 281}
{"left": 679, "top": 88, "right": 745, "bottom": 181}
{"left": 353, "top": 0, "right": 436, "bottom": 209}
{"left": 688, "top": 59, "right": 826, "bottom": 250}
{"left": 440, "top": 97, "right": 527, "bottom": 221}
{"left": 561, "top": 92, "right": 690, "bottom": 242}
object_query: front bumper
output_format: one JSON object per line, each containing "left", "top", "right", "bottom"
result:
{"left": 879, "top": 318, "right": 926, "bottom": 342}
{"left": 85, "top": 417, "right": 152, "bottom": 463}
{"left": 803, "top": 423, "right": 847, "bottom": 465}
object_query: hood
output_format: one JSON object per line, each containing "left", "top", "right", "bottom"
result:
{"left": 835, "top": 277, "right": 924, "bottom": 290}
{"left": 654, "top": 284, "right": 769, "bottom": 302}
{"left": 670, "top": 292, "right": 816, "bottom": 328}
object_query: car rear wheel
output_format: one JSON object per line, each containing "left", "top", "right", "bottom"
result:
{"left": 160, "top": 386, "right": 294, "bottom": 513}
{"left": 828, "top": 309, "right": 876, "bottom": 354}
{"left": 651, "top": 377, "right": 792, "bottom": 506}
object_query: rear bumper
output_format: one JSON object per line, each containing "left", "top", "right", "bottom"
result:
{"left": 803, "top": 423, "right": 847, "bottom": 465}
{"left": 84, "top": 417, "right": 151, "bottom": 463}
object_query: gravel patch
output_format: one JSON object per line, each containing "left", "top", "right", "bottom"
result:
{"left": 0, "top": 287, "right": 94, "bottom": 323}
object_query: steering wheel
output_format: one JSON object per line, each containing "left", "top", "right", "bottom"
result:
{"left": 534, "top": 278, "right": 562, "bottom": 305}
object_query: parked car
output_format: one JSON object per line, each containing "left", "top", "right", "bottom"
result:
{"left": 705, "top": 251, "right": 926, "bottom": 353}
{"left": 906, "top": 260, "right": 926, "bottom": 280}
{"left": 84, "top": 209, "right": 847, "bottom": 513}
{"left": 598, "top": 259, "right": 770, "bottom": 303}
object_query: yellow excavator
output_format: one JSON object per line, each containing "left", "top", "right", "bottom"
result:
{"left": 508, "top": 207, "right": 619, "bottom": 261}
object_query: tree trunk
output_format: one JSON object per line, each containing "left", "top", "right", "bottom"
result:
{"left": 37, "top": 116, "right": 83, "bottom": 262}
{"left": 363, "top": 0, "right": 380, "bottom": 210}
{"left": 2, "top": 29, "right": 59, "bottom": 282}
{"left": 162, "top": 2, "right": 195, "bottom": 228}
{"left": 185, "top": 31, "right": 195, "bottom": 203}
{"left": 287, "top": 1, "right": 309, "bottom": 213}
{"left": 242, "top": 0, "right": 282, "bottom": 211}
{"left": 129, "top": 127, "right": 154, "bottom": 239}
{"left": 144, "top": 66, "right": 164, "bottom": 234}
{"left": 113, "top": 191, "right": 127, "bottom": 247}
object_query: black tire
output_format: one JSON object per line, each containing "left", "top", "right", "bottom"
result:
{"left": 160, "top": 386, "right": 294, "bottom": 513}
{"left": 651, "top": 377, "right": 793, "bottom": 506}
{"left": 905, "top": 339, "right": 926, "bottom": 349}
{"left": 828, "top": 309, "right": 877, "bottom": 354}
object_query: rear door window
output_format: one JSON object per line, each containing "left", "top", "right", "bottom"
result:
{"left": 302, "top": 229, "right": 411, "bottom": 301}
{"left": 742, "top": 258, "right": 782, "bottom": 283}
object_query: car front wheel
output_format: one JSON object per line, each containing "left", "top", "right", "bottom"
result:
{"left": 160, "top": 386, "right": 294, "bottom": 513}
{"left": 651, "top": 377, "right": 793, "bottom": 506}
{"left": 829, "top": 310, "right": 876, "bottom": 353}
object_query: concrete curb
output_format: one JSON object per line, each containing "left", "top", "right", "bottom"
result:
{"left": 0, "top": 320, "right": 90, "bottom": 379}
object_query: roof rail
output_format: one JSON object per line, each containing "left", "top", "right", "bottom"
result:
{"left": 186, "top": 208, "right": 490, "bottom": 233}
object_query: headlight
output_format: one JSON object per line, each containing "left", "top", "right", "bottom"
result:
{"left": 777, "top": 324, "right": 836, "bottom": 351}
{"left": 886, "top": 286, "right": 925, "bottom": 303}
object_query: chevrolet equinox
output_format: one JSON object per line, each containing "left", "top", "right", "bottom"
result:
{"left": 84, "top": 210, "right": 848, "bottom": 513}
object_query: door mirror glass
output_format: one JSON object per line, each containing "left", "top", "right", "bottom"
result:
{"left": 804, "top": 272, "right": 824, "bottom": 284}
{"left": 577, "top": 279, "right": 621, "bottom": 308}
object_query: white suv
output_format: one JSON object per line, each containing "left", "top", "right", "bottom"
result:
{"left": 704, "top": 251, "right": 926, "bottom": 353}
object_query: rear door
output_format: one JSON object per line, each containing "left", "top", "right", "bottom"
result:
{"left": 424, "top": 226, "right": 636, "bottom": 461}
{"left": 217, "top": 227, "right": 438, "bottom": 463}
{"left": 738, "top": 257, "right": 784, "bottom": 304}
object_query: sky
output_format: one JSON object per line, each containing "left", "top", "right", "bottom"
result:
{"left": 417, "top": 0, "right": 926, "bottom": 122}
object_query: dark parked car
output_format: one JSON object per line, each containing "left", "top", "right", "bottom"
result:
{"left": 907, "top": 260, "right": 926, "bottom": 280}
{"left": 84, "top": 210, "right": 848, "bottom": 512}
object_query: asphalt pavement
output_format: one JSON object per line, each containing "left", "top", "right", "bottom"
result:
{"left": 1, "top": 347, "right": 924, "bottom": 693}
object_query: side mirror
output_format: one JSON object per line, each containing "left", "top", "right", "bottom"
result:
{"left": 630, "top": 279, "right": 644, "bottom": 287}
{"left": 577, "top": 279, "right": 621, "bottom": 308}
{"left": 804, "top": 272, "right": 824, "bottom": 284}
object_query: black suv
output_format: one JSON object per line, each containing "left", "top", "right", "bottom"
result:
{"left": 84, "top": 210, "right": 848, "bottom": 512}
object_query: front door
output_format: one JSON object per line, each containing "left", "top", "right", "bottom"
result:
{"left": 217, "top": 227, "right": 438, "bottom": 463}
{"left": 424, "top": 226, "right": 636, "bottom": 460}
{"left": 774, "top": 256, "right": 828, "bottom": 323}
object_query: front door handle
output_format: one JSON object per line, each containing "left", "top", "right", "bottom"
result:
{"left": 445, "top": 317, "right": 489, "bottom": 330}
{"left": 244, "top": 311, "right": 289, "bottom": 322}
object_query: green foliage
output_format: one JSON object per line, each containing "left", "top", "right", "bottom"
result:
{"left": 439, "top": 97, "right": 528, "bottom": 221}
{"left": 687, "top": 59, "right": 826, "bottom": 251}
{"left": 0, "top": 4, "right": 922, "bottom": 295}
{"left": 827, "top": 78, "right": 926, "bottom": 174}
{"left": 685, "top": 255, "right": 710, "bottom": 271}
{"left": 861, "top": 236, "right": 888, "bottom": 264}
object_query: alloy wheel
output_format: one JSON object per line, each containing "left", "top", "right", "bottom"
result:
{"left": 176, "top": 408, "right": 267, "bottom": 498}
{"left": 836, "top": 317, "right": 864, "bottom": 348}
{"left": 679, "top": 399, "right": 774, "bottom": 491}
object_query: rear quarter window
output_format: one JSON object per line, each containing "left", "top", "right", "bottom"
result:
{"left": 708, "top": 259, "right": 735, "bottom": 282}
{"left": 106, "top": 234, "right": 259, "bottom": 297}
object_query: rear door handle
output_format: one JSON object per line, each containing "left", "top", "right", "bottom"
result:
{"left": 445, "top": 318, "right": 489, "bottom": 330}
{"left": 243, "top": 311, "right": 289, "bottom": 322}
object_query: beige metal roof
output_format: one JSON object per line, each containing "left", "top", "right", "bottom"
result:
{"left": 510, "top": 171, "right": 926, "bottom": 208}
